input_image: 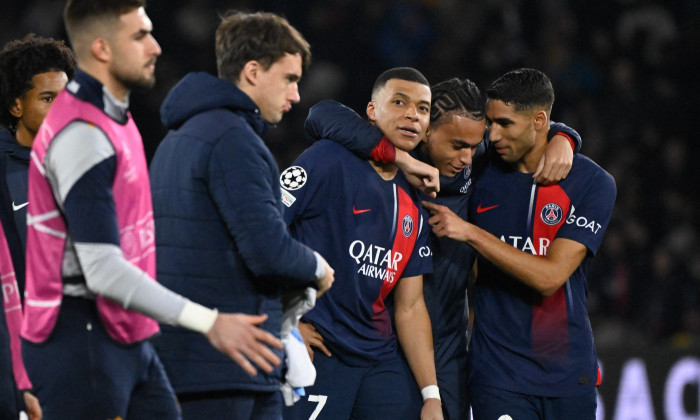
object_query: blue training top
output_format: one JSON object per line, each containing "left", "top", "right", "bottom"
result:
{"left": 468, "top": 153, "right": 616, "bottom": 397}
{"left": 283, "top": 140, "right": 433, "bottom": 367}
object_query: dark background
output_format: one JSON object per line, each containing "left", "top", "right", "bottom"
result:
{"left": 3, "top": 0, "right": 699, "bottom": 416}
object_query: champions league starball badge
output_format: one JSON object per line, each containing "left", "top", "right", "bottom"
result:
{"left": 541, "top": 203, "right": 563, "bottom": 225}
{"left": 280, "top": 166, "right": 307, "bottom": 190}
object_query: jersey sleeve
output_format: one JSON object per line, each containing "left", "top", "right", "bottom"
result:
{"left": 282, "top": 142, "right": 333, "bottom": 226}
{"left": 401, "top": 206, "right": 433, "bottom": 278}
{"left": 304, "top": 100, "right": 388, "bottom": 160}
{"left": 548, "top": 120, "right": 582, "bottom": 154}
{"left": 207, "top": 125, "right": 318, "bottom": 288}
{"left": 556, "top": 162, "right": 616, "bottom": 255}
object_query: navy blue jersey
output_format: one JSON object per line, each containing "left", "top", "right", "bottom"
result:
{"left": 468, "top": 153, "right": 616, "bottom": 397}
{"left": 283, "top": 140, "right": 432, "bottom": 366}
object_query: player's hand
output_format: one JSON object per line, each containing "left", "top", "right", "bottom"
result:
{"left": 298, "top": 321, "right": 331, "bottom": 361}
{"left": 205, "top": 313, "right": 283, "bottom": 376}
{"left": 533, "top": 134, "right": 573, "bottom": 185}
{"left": 23, "top": 391, "right": 42, "bottom": 420}
{"left": 395, "top": 149, "right": 440, "bottom": 198}
{"left": 316, "top": 254, "right": 335, "bottom": 298}
{"left": 421, "top": 398, "right": 443, "bottom": 420}
{"left": 422, "top": 201, "right": 470, "bottom": 242}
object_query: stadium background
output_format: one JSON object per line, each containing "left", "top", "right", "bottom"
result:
{"left": 2, "top": 0, "right": 699, "bottom": 418}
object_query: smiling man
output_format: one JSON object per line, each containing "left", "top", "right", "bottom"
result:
{"left": 281, "top": 67, "right": 442, "bottom": 420}
{"left": 303, "top": 76, "right": 582, "bottom": 419}
{"left": 423, "top": 68, "right": 616, "bottom": 420}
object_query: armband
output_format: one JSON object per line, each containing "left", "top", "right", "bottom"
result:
{"left": 421, "top": 385, "right": 441, "bottom": 401}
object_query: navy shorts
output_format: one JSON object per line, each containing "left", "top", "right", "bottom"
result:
{"left": 178, "top": 389, "right": 282, "bottom": 420}
{"left": 283, "top": 352, "right": 421, "bottom": 420}
{"left": 0, "top": 333, "right": 22, "bottom": 418}
{"left": 22, "top": 297, "right": 180, "bottom": 420}
{"left": 470, "top": 384, "right": 597, "bottom": 420}
{"left": 435, "top": 349, "right": 469, "bottom": 420}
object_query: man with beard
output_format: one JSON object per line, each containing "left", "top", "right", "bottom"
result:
{"left": 20, "top": 1, "right": 284, "bottom": 418}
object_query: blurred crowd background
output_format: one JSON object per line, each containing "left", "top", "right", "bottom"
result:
{"left": 2, "top": 0, "right": 699, "bottom": 352}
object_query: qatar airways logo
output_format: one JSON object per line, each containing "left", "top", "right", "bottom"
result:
{"left": 459, "top": 178, "right": 472, "bottom": 195}
{"left": 500, "top": 235, "right": 551, "bottom": 256}
{"left": 566, "top": 205, "right": 603, "bottom": 234}
{"left": 348, "top": 240, "right": 403, "bottom": 284}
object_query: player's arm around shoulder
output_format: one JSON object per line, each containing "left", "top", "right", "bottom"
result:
{"left": 393, "top": 275, "right": 443, "bottom": 420}
{"left": 304, "top": 100, "right": 383, "bottom": 156}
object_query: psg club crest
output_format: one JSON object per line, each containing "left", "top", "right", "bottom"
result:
{"left": 463, "top": 164, "right": 472, "bottom": 179}
{"left": 540, "top": 203, "right": 563, "bottom": 225}
{"left": 280, "top": 166, "right": 307, "bottom": 190}
{"left": 402, "top": 215, "right": 414, "bottom": 237}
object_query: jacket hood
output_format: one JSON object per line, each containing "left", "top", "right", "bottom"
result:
{"left": 0, "top": 128, "right": 30, "bottom": 162}
{"left": 160, "top": 72, "right": 267, "bottom": 133}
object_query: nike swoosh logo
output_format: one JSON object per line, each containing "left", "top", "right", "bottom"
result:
{"left": 476, "top": 204, "right": 499, "bottom": 213}
{"left": 353, "top": 205, "right": 371, "bottom": 215}
{"left": 12, "top": 201, "right": 28, "bottom": 211}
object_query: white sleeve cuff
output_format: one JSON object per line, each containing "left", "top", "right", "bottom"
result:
{"left": 421, "top": 385, "right": 441, "bottom": 402}
{"left": 313, "top": 251, "right": 326, "bottom": 281}
{"left": 177, "top": 300, "right": 218, "bottom": 334}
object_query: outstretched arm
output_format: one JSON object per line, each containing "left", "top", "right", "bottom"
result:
{"left": 422, "top": 201, "right": 587, "bottom": 296}
{"left": 394, "top": 275, "right": 443, "bottom": 420}
{"left": 45, "top": 122, "right": 283, "bottom": 376}
{"left": 306, "top": 100, "right": 439, "bottom": 196}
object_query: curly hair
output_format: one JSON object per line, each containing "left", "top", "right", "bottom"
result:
{"left": 0, "top": 33, "right": 76, "bottom": 128}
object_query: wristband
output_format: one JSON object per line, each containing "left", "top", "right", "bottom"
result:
{"left": 421, "top": 385, "right": 441, "bottom": 401}
{"left": 177, "top": 300, "right": 218, "bottom": 333}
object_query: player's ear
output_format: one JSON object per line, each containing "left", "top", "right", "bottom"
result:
{"left": 366, "top": 100, "right": 377, "bottom": 123}
{"left": 424, "top": 126, "right": 432, "bottom": 144}
{"left": 9, "top": 99, "right": 22, "bottom": 118}
{"left": 241, "top": 60, "right": 261, "bottom": 86}
{"left": 533, "top": 109, "right": 548, "bottom": 131}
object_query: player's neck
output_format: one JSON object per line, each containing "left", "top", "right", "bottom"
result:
{"left": 369, "top": 159, "right": 398, "bottom": 180}
{"left": 14, "top": 124, "right": 33, "bottom": 147}
{"left": 516, "top": 136, "right": 547, "bottom": 173}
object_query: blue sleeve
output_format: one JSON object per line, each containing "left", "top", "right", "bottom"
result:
{"left": 64, "top": 157, "right": 119, "bottom": 245}
{"left": 557, "top": 162, "right": 616, "bottom": 255}
{"left": 402, "top": 206, "right": 433, "bottom": 278}
{"left": 304, "top": 100, "right": 384, "bottom": 158}
{"left": 548, "top": 120, "right": 582, "bottom": 154}
{"left": 208, "top": 127, "right": 317, "bottom": 288}
{"left": 282, "top": 142, "right": 334, "bottom": 227}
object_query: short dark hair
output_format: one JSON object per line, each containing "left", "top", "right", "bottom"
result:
{"left": 215, "top": 10, "right": 311, "bottom": 83}
{"left": 0, "top": 33, "right": 76, "bottom": 128}
{"left": 372, "top": 67, "right": 429, "bottom": 98}
{"left": 430, "top": 77, "right": 485, "bottom": 129}
{"left": 64, "top": 0, "right": 145, "bottom": 47}
{"left": 486, "top": 68, "right": 555, "bottom": 113}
